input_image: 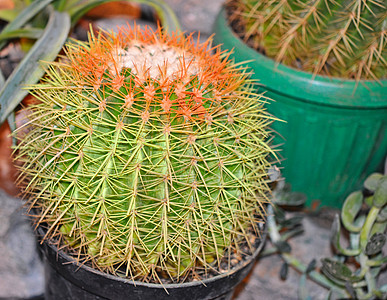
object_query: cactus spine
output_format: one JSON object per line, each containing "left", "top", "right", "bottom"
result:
{"left": 15, "top": 26, "right": 274, "bottom": 281}
{"left": 228, "top": 0, "right": 387, "bottom": 80}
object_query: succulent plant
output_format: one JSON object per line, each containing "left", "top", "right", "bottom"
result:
{"left": 227, "top": 0, "right": 387, "bottom": 80}
{"left": 266, "top": 170, "right": 387, "bottom": 299}
{"left": 14, "top": 25, "right": 275, "bottom": 281}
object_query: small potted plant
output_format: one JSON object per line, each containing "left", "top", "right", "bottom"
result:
{"left": 213, "top": 0, "right": 387, "bottom": 208}
{"left": 267, "top": 170, "right": 386, "bottom": 299}
{"left": 12, "top": 22, "right": 276, "bottom": 298}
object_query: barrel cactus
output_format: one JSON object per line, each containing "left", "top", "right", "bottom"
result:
{"left": 227, "top": 0, "right": 387, "bottom": 80}
{"left": 14, "top": 25, "right": 275, "bottom": 281}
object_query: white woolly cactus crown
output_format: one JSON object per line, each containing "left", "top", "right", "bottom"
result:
{"left": 15, "top": 25, "right": 275, "bottom": 281}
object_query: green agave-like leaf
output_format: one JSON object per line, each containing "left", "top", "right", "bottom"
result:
{"left": 0, "top": 28, "right": 44, "bottom": 41}
{"left": 68, "top": 0, "right": 180, "bottom": 33}
{"left": 136, "top": 0, "right": 181, "bottom": 33}
{"left": 0, "top": 8, "right": 70, "bottom": 126}
{"left": 0, "top": 0, "right": 54, "bottom": 50}
{"left": 341, "top": 191, "right": 363, "bottom": 233}
{"left": 364, "top": 173, "right": 384, "bottom": 192}
{"left": 365, "top": 233, "right": 386, "bottom": 256}
{"left": 331, "top": 214, "right": 360, "bottom": 256}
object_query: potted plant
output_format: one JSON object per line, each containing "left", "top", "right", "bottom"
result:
{"left": 0, "top": 0, "right": 180, "bottom": 194}
{"left": 212, "top": 0, "right": 387, "bottom": 208}
{"left": 266, "top": 170, "right": 387, "bottom": 299}
{"left": 11, "top": 21, "right": 276, "bottom": 298}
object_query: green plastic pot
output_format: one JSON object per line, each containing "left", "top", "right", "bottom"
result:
{"left": 213, "top": 8, "right": 387, "bottom": 208}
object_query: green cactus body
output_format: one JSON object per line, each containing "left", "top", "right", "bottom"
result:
{"left": 228, "top": 0, "right": 387, "bottom": 79}
{"left": 15, "top": 26, "right": 274, "bottom": 280}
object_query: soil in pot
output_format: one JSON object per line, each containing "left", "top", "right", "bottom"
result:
{"left": 37, "top": 224, "right": 266, "bottom": 300}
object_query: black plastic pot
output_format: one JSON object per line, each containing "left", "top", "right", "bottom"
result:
{"left": 38, "top": 225, "right": 266, "bottom": 300}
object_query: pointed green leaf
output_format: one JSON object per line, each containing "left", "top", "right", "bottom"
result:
{"left": 341, "top": 191, "right": 363, "bottom": 232}
{"left": 0, "top": 0, "right": 54, "bottom": 50}
{"left": 68, "top": 0, "right": 180, "bottom": 33}
{"left": 0, "top": 9, "right": 70, "bottom": 126}
{"left": 137, "top": 0, "right": 181, "bottom": 33}
{"left": 0, "top": 28, "right": 44, "bottom": 41}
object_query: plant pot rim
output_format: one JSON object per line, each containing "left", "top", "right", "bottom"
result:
{"left": 214, "top": 7, "right": 387, "bottom": 108}
{"left": 38, "top": 222, "right": 266, "bottom": 291}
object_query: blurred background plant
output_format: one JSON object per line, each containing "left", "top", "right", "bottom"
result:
{"left": 265, "top": 164, "right": 387, "bottom": 299}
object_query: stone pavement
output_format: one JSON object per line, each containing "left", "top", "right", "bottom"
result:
{"left": 0, "top": 190, "right": 44, "bottom": 299}
{"left": 0, "top": 0, "right": 346, "bottom": 299}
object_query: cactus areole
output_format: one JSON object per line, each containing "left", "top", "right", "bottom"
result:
{"left": 15, "top": 25, "right": 274, "bottom": 282}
